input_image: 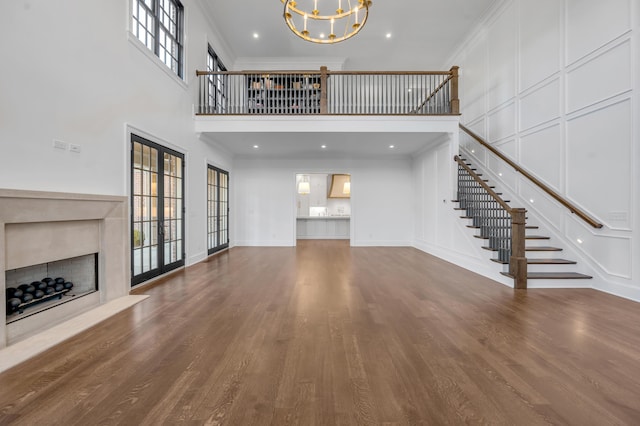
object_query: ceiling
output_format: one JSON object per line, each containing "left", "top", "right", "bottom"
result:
{"left": 202, "top": 0, "right": 496, "bottom": 70}
{"left": 199, "top": 0, "right": 496, "bottom": 159}
{"left": 203, "top": 131, "right": 447, "bottom": 159}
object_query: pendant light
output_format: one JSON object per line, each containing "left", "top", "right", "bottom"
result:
{"left": 298, "top": 175, "right": 310, "bottom": 194}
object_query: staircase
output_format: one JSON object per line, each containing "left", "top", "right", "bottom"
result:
{"left": 454, "top": 156, "right": 592, "bottom": 286}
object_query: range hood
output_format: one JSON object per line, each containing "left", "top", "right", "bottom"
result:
{"left": 327, "top": 174, "right": 351, "bottom": 198}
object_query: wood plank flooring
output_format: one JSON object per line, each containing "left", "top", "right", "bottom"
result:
{"left": 1, "top": 240, "right": 639, "bottom": 425}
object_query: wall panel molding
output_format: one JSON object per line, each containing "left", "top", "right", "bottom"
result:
{"left": 566, "top": 38, "right": 633, "bottom": 114}
{"left": 519, "top": 77, "right": 561, "bottom": 131}
{"left": 565, "top": 0, "right": 632, "bottom": 66}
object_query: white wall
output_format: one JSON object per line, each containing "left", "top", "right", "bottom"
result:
{"left": 444, "top": 0, "right": 639, "bottom": 300}
{"left": 411, "top": 135, "right": 513, "bottom": 286}
{"left": 0, "top": 0, "right": 233, "bottom": 268}
{"left": 232, "top": 157, "right": 413, "bottom": 247}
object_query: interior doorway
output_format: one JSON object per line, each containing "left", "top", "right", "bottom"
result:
{"left": 295, "top": 173, "right": 351, "bottom": 241}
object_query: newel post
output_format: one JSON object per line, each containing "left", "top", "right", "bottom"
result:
{"left": 320, "top": 66, "right": 328, "bottom": 114}
{"left": 450, "top": 66, "right": 459, "bottom": 114}
{"left": 510, "top": 208, "right": 527, "bottom": 289}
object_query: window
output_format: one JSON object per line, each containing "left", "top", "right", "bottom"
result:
{"left": 131, "top": 134, "right": 185, "bottom": 286}
{"left": 132, "top": 0, "right": 184, "bottom": 78}
{"left": 206, "top": 45, "right": 227, "bottom": 113}
{"left": 207, "top": 165, "right": 229, "bottom": 254}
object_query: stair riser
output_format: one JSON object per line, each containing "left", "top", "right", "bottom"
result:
{"left": 524, "top": 265, "right": 583, "bottom": 274}
{"left": 523, "top": 251, "right": 567, "bottom": 260}
{"left": 525, "top": 280, "right": 592, "bottom": 289}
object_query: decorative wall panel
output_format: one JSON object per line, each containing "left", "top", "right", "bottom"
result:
{"left": 520, "top": 124, "right": 562, "bottom": 190}
{"left": 519, "top": 0, "right": 561, "bottom": 90}
{"left": 566, "top": 40, "right": 632, "bottom": 113}
{"left": 566, "top": 99, "right": 631, "bottom": 229}
{"left": 487, "top": 2, "right": 517, "bottom": 109}
{"left": 566, "top": 0, "right": 631, "bottom": 64}
{"left": 566, "top": 219, "right": 632, "bottom": 279}
{"left": 519, "top": 78, "right": 561, "bottom": 131}
{"left": 488, "top": 101, "right": 516, "bottom": 142}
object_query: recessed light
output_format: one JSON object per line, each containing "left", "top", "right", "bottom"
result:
{"left": 253, "top": 145, "right": 259, "bottom": 149}
{"left": 471, "top": 149, "right": 475, "bottom": 153}
{"left": 321, "top": 145, "right": 327, "bottom": 149}
{"left": 253, "top": 33, "right": 259, "bottom": 39}
{"left": 386, "top": 33, "right": 392, "bottom": 39}
{"left": 389, "top": 145, "right": 395, "bottom": 149}
{"left": 577, "top": 238, "right": 583, "bottom": 244}
{"left": 498, "top": 172, "right": 503, "bottom": 176}
{"left": 529, "top": 199, "right": 534, "bottom": 203}
{"left": 407, "top": 88, "right": 412, "bottom": 93}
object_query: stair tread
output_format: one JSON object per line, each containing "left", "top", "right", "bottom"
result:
{"left": 475, "top": 235, "right": 552, "bottom": 241}
{"left": 528, "top": 258, "right": 577, "bottom": 264}
{"left": 490, "top": 258, "right": 577, "bottom": 265}
{"left": 501, "top": 272, "right": 592, "bottom": 279}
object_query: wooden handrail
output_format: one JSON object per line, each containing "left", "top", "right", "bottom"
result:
{"left": 196, "top": 70, "right": 453, "bottom": 76}
{"left": 195, "top": 67, "right": 459, "bottom": 116}
{"left": 459, "top": 124, "right": 603, "bottom": 229}
{"left": 411, "top": 74, "right": 453, "bottom": 114}
{"left": 454, "top": 154, "right": 527, "bottom": 289}
{"left": 454, "top": 155, "right": 513, "bottom": 212}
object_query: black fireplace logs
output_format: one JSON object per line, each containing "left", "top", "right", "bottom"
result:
{"left": 6, "top": 277, "right": 74, "bottom": 315}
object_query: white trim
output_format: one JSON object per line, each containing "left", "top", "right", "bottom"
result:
{"left": 127, "top": 32, "right": 188, "bottom": 90}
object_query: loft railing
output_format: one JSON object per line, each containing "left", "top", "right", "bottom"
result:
{"left": 195, "top": 66, "right": 459, "bottom": 116}
{"left": 459, "top": 124, "right": 603, "bottom": 229}
{"left": 455, "top": 155, "right": 528, "bottom": 289}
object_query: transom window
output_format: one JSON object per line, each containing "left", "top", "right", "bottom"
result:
{"left": 132, "top": 0, "right": 184, "bottom": 78}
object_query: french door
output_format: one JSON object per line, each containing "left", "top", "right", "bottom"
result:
{"left": 207, "top": 165, "right": 229, "bottom": 254}
{"left": 131, "top": 135, "right": 185, "bottom": 286}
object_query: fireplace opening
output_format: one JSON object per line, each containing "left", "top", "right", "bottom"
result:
{"left": 5, "top": 254, "right": 98, "bottom": 324}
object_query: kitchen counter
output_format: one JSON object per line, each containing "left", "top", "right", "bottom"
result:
{"left": 296, "top": 217, "right": 350, "bottom": 239}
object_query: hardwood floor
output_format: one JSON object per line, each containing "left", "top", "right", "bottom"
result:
{"left": 1, "top": 240, "right": 639, "bottom": 425}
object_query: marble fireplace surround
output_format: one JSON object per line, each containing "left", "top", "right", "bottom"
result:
{"left": 0, "top": 188, "right": 131, "bottom": 348}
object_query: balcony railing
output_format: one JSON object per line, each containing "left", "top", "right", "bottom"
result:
{"left": 196, "top": 66, "right": 459, "bottom": 116}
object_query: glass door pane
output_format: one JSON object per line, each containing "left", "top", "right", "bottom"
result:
{"left": 131, "top": 134, "right": 184, "bottom": 286}
{"left": 163, "top": 152, "right": 184, "bottom": 267}
{"left": 132, "top": 141, "right": 160, "bottom": 279}
{"left": 207, "top": 165, "right": 229, "bottom": 254}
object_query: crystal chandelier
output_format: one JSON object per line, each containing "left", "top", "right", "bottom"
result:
{"left": 282, "top": 0, "right": 372, "bottom": 44}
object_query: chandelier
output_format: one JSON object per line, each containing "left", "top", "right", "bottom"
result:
{"left": 282, "top": 0, "right": 372, "bottom": 44}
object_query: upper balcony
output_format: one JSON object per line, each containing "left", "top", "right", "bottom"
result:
{"left": 194, "top": 66, "right": 460, "bottom": 136}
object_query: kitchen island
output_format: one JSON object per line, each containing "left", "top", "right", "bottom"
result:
{"left": 296, "top": 216, "right": 350, "bottom": 239}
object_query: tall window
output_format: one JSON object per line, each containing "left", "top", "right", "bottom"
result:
{"left": 132, "top": 0, "right": 184, "bottom": 78}
{"left": 207, "top": 165, "right": 229, "bottom": 254}
{"left": 206, "top": 45, "right": 227, "bottom": 113}
{"left": 131, "top": 135, "right": 185, "bottom": 286}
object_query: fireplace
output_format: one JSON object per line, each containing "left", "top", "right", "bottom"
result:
{"left": 0, "top": 189, "right": 130, "bottom": 347}
{"left": 5, "top": 254, "right": 99, "bottom": 323}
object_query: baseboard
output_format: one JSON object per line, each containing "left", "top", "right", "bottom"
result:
{"left": 187, "top": 251, "right": 207, "bottom": 266}
{"left": 591, "top": 279, "right": 640, "bottom": 303}
{"left": 234, "top": 240, "right": 294, "bottom": 247}
{"left": 351, "top": 240, "right": 411, "bottom": 247}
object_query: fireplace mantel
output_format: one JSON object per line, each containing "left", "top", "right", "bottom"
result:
{"left": 0, "top": 188, "right": 130, "bottom": 347}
